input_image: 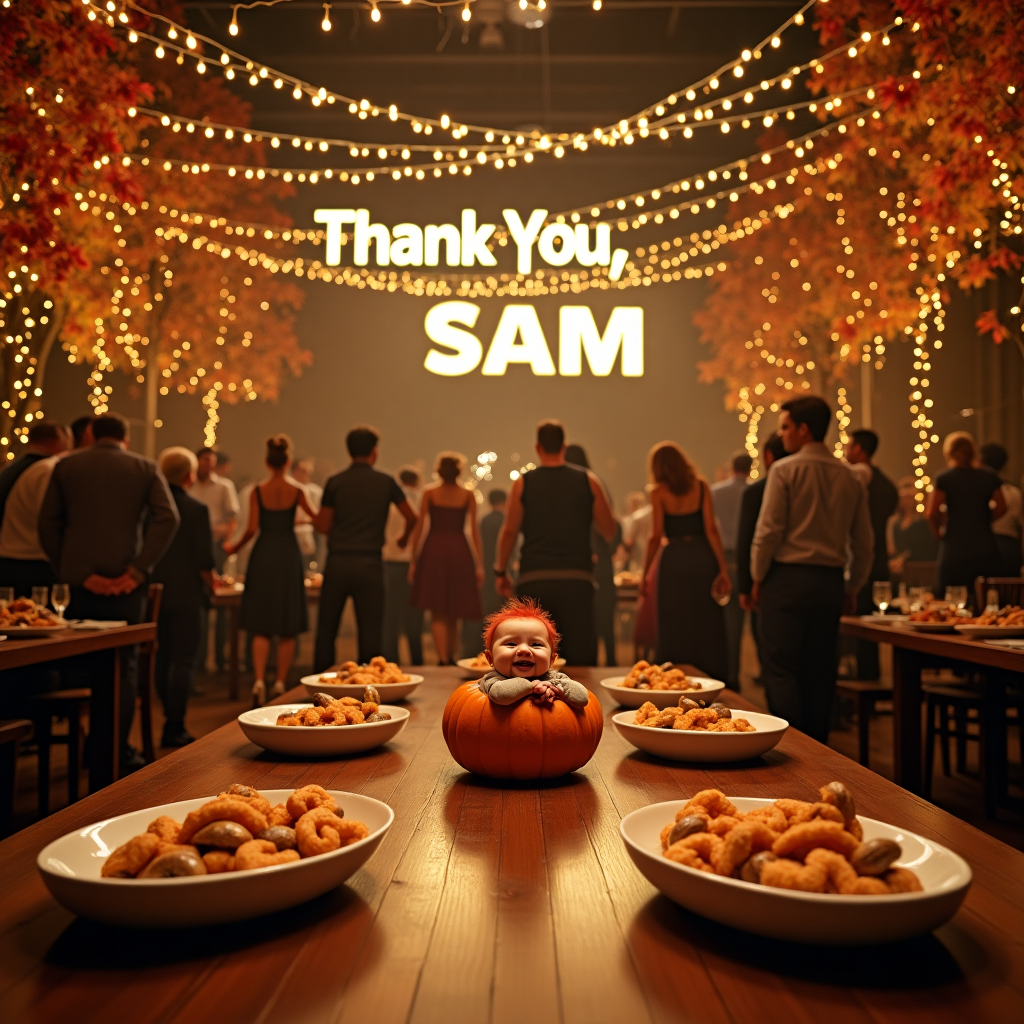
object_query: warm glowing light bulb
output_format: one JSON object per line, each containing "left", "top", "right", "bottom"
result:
{"left": 370, "top": 3, "right": 380, "bottom": 22}
{"left": 321, "top": 3, "right": 332, "bottom": 30}
{"left": 592, "top": 0, "right": 602, "bottom": 8}
{"left": 461, "top": 2, "right": 471, "bottom": 20}
{"left": 228, "top": 14, "right": 238, "bottom": 35}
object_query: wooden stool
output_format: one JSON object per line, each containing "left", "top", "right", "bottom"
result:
{"left": 27, "top": 690, "right": 90, "bottom": 817}
{"left": 835, "top": 680, "right": 893, "bottom": 768}
{"left": 0, "top": 719, "right": 32, "bottom": 836}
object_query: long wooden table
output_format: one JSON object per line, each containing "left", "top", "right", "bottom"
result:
{"left": 0, "top": 623, "right": 157, "bottom": 789}
{"left": 1, "top": 665, "right": 1022, "bottom": 1022}
{"left": 839, "top": 617, "right": 1024, "bottom": 807}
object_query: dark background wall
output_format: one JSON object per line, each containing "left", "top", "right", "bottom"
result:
{"left": 41, "top": 1, "right": 1021, "bottom": 499}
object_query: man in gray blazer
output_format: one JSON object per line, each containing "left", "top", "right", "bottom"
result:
{"left": 39, "top": 413, "right": 179, "bottom": 770}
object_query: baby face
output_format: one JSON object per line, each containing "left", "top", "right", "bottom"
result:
{"left": 487, "top": 617, "right": 553, "bottom": 678}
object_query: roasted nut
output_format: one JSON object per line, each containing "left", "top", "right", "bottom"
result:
{"left": 679, "top": 697, "right": 702, "bottom": 711}
{"left": 668, "top": 814, "right": 708, "bottom": 845}
{"left": 224, "top": 783, "right": 257, "bottom": 799}
{"left": 850, "top": 838, "right": 901, "bottom": 876}
{"left": 364, "top": 684, "right": 381, "bottom": 704}
{"left": 256, "top": 825, "right": 298, "bottom": 851}
{"left": 366, "top": 712, "right": 392, "bottom": 722}
{"left": 660, "top": 662, "right": 674, "bottom": 671}
{"left": 312, "top": 692, "right": 335, "bottom": 708}
{"left": 191, "top": 820, "right": 254, "bottom": 849}
{"left": 708, "top": 702, "right": 732, "bottom": 719}
{"left": 740, "top": 850, "right": 778, "bottom": 884}
{"left": 137, "top": 850, "right": 207, "bottom": 878}
{"left": 821, "top": 781, "right": 856, "bottom": 824}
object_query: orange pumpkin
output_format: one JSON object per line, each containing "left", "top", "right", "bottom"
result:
{"left": 442, "top": 682, "right": 604, "bottom": 780}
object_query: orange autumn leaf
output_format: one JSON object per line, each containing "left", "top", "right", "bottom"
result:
{"left": 975, "top": 309, "right": 1010, "bottom": 345}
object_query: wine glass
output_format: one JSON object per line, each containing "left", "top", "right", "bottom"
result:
{"left": 51, "top": 583, "right": 70, "bottom": 621}
{"left": 0, "top": 587, "right": 12, "bottom": 610}
{"left": 31, "top": 586, "right": 49, "bottom": 610}
{"left": 944, "top": 585, "right": 968, "bottom": 613}
{"left": 908, "top": 586, "right": 927, "bottom": 613}
{"left": 872, "top": 581, "right": 892, "bottom": 616}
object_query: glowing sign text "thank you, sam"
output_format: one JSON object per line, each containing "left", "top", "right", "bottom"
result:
{"left": 423, "top": 302, "right": 643, "bottom": 377}
{"left": 313, "top": 208, "right": 629, "bottom": 279}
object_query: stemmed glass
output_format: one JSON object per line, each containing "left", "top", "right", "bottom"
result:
{"left": 944, "top": 586, "right": 968, "bottom": 614}
{"left": 0, "top": 587, "right": 12, "bottom": 610}
{"left": 51, "top": 583, "right": 70, "bottom": 621}
{"left": 31, "top": 586, "right": 49, "bottom": 610}
{"left": 908, "top": 587, "right": 927, "bottom": 613}
{"left": 872, "top": 581, "right": 892, "bottom": 616}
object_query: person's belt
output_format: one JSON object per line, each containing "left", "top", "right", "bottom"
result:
{"left": 517, "top": 569, "right": 594, "bottom": 585}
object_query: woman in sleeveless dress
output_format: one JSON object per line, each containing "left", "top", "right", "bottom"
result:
{"left": 927, "top": 431, "right": 1006, "bottom": 600}
{"left": 642, "top": 442, "right": 731, "bottom": 680}
{"left": 224, "top": 434, "right": 318, "bottom": 706}
{"left": 409, "top": 452, "right": 483, "bottom": 665}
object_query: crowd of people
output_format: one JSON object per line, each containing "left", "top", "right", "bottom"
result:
{"left": 0, "top": 396, "right": 1019, "bottom": 766}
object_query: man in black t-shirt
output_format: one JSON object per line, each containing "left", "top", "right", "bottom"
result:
{"left": 313, "top": 426, "right": 417, "bottom": 669}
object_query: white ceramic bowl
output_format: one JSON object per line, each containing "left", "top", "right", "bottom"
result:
{"left": 455, "top": 657, "right": 566, "bottom": 679}
{"left": 37, "top": 789, "right": 393, "bottom": 929}
{"left": 600, "top": 675, "right": 726, "bottom": 709}
{"left": 620, "top": 796, "right": 971, "bottom": 945}
{"left": 238, "top": 704, "right": 410, "bottom": 756}
{"left": 301, "top": 672, "right": 424, "bottom": 702}
{"left": 612, "top": 709, "right": 788, "bottom": 762}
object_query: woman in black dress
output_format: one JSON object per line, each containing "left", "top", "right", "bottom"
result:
{"left": 224, "top": 435, "right": 318, "bottom": 706}
{"left": 642, "top": 442, "right": 731, "bottom": 680}
{"left": 927, "top": 432, "right": 1007, "bottom": 603}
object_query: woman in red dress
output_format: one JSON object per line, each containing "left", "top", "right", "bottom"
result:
{"left": 409, "top": 453, "right": 484, "bottom": 664}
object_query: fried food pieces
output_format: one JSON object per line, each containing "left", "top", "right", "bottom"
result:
{"left": 660, "top": 781, "right": 922, "bottom": 896}
{"left": 620, "top": 660, "right": 700, "bottom": 691}
{"left": 633, "top": 702, "right": 755, "bottom": 732}
{"left": 275, "top": 686, "right": 391, "bottom": 728}
{"left": 0, "top": 597, "right": 61, "bottom": 629}
{"left": 100, "top": 784, "right": 369, "bottom": 880}
{"left": 320, "top": 656, "right": 410, "bottom": 686}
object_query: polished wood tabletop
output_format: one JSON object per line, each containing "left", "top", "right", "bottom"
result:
{"left": 839, "top": 617, "right": 1023, "bottom": 804}
{"left": 1, "top": 666, "right": 1022, "bottom": 1023}
{"left": 0, "top": 623, "right": 157, "bottom": 789}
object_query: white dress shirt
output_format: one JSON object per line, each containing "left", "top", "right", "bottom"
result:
{"left": 191, "top": 472, "right": 240, "bottom": 540}
{"left": 710, "top": 475, "right": 749, "bottom": 552}
{"left": 751, "top": 442, "right": 873, "bottom": 592}
{"left": 993, "top": 483, "right": 1023, "bottom": 540}
{"left": 382, "top": 486, "right": 420, "bottom": 562}
{"left": 294, "top": 481, "right": 323, "bottom": 556}
{"left": 0, "top": 456, "right": 58, "bottom": 560}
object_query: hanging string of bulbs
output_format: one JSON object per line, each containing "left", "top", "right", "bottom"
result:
{"left": 83, "top": 0, "right": 849, "bottom": 152}
{"left": 230, "top": 0, "right": 481, "bottom": 38}
{"left": 134, "top": 79, "right": 876, "bottom": 172}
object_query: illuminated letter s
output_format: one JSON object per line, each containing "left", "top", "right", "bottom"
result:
{"left": 423, "top": 301, "right": 483, "bottom": 376}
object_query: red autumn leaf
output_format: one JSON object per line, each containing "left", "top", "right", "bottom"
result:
{"left": 975, "top": 309, "right": 1011, "bottom": 345}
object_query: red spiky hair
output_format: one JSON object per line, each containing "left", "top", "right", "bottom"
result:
{"left": 482, "top": 596, "right": 560, "bottom": 656}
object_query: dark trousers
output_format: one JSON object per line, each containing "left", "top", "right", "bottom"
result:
{"left": 722, "top": 556, "right": 743, "bottom": 686}
{"left": 853, "top": 581, "right": 881, "bottom": 680}
{"left": 315, "top": 555, "right": 385, "bottom": 671}
{"left": 155, "top": 606, "right": 203, "bottom": 731}
{"left": 595, "top": 579, "right": 617, "bottom": 667}
{"left": 0, "top": 556, "right": 57, "bottom": 598}
{"left": 757, "top": 563, "right": 845, "bottom": 743}
{"left": 66, "top": 586, "right": 146, "bottom": 757}
{"left": 515, "top": 579, "right": 597, "bottom": 666}
{"left": 382, "top": 561, "right": 424, "bottom": 665}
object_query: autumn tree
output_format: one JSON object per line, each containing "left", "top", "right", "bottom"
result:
{"left": 695, "top": 0, "right": 1024, "bottom": 483}
{"left": 0, "top": 0, "right": 147, "bottom": 459}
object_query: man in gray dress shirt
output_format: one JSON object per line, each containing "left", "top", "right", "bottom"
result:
{"left": 39, "top": 413, "right": 179, "bottom": 769}
{"left": 750, "top": 396, "right": 872, "bottom": 742}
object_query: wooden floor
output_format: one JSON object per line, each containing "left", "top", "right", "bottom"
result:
{"left": 9, "top": 617, "right": 1022, "bottom": 848}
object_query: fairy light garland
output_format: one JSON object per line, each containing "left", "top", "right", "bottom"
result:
{"left": 135, "top": 80, "right": 876, "bottom": 171}
{"left": 85, "top": 0, "right": 870, "bottom": 154}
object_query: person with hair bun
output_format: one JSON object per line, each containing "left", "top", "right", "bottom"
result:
{"left": 224, "top": 434, "right": 318, "bottom": 705}
{"left": 408, "top": 452, "right": 484, "bottom": 664}
{"left": 927, "top": 431, "right": 1006, "bottom": 597}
